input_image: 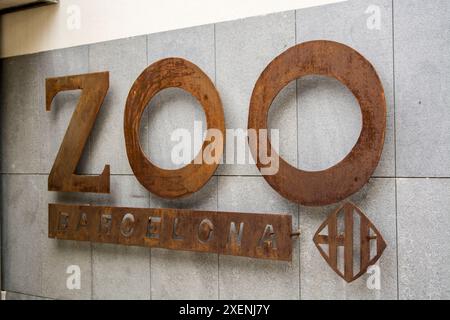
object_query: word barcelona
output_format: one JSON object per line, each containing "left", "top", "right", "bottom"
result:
{"left": 48, "top": 203, "right": 293, "bottom": 260}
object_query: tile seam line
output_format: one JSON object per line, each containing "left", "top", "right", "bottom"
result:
{"left": 294, "top": 9, "right": 301, "bottom": 301}
{"left": 391, "top": 0, "right": 400, "bottom": 301}
{"left": 87, "top": 43, "right": 94, "bottom": 301}
{"left": 4, "top": 173, "right": 450, "bottom": 179}
{"left": 214, "top": 22, "right": 220, "bottom": 301}
{"left": 146, "top": 33, "right": 152, "bottom": 301}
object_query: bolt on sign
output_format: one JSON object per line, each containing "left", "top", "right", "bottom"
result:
{"left": 46, "top": 40, "right": 387, "bottom": 276}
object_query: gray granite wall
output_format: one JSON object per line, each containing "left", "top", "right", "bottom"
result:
{"left": 1, "top": 0, "right": 449, "bottom": 299}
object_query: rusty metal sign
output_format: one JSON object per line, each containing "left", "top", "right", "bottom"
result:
{"left": 49, "top": 203, "right": 294, "bottom": 261}
{"left": 44, "top": 40, "right": 388, "bottom": 266}
{"left": 313, "top": 202, "right": 387, "bottom": 282}
{"left": 248, "top": 40, "right": 386, "bottom": 206}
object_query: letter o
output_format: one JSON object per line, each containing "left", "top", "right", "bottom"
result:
{"left": 124, "top": 58, "right": 225, "bottom": 198}
{"left": 248, "top": 40, "right": 386, "bottom": 206}
{"left": 120, "top": 213, "right": 135, "bottom": 237}
{"left": 198, "top": 218, "right": 214, "bottom": 243}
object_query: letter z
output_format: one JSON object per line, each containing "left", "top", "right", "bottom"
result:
{"left": 46, "top": 72, "right": 110, "bottom": 193}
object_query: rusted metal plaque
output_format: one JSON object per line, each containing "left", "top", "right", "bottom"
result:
{"left": 313, "top": 202, "right": 387, "bottom": 282}
{"left": 248, "top": 40, "right": 386, "bottom": 206}
{"left": 124, "top": 58, "right": 225, "bottom": 199}
{"left": 49, "top": 203, "right": 293, "bottom": 261}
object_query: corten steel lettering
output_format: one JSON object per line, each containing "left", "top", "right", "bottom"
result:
{"left": 124, "top": 58, "right": 225, "bottom": 199}
{"left": 248, "top": 40, "right": 386, "bottom": 206}
{"left": 313, "top": 202, "right": 387, "bottom": 282}
{"left": 45, "top": 40, "right": 388, "bottom": 267}
{"left": 48, "top": 203, "right": 293, "bottom": 261}
{"left": 46, "top": 72, "right": 110, "bottom": 193}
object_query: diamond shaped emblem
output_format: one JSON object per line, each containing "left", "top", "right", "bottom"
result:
{"left": 313, "top": 202, "right": 387, "bottom": 283}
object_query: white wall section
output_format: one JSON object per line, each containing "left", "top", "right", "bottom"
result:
{"left": 0, "top": 0, "right": 346, "bottom": 58}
